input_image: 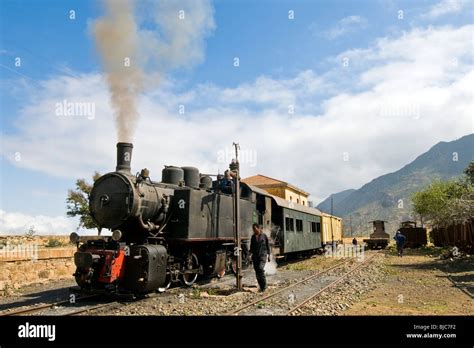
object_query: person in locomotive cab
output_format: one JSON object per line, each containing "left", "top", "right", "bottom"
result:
{"left": 219, "top": 170, "right": 234, "bottom": 194}
{"left": 250, "top": 223, "right": 271, "bottom": 292}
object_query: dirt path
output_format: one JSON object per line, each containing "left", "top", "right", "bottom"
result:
{"left": 345, "top": 248, "right": 474, "bottom": 315}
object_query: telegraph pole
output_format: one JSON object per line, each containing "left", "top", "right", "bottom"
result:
{"left": 330, "top": 197, "right": 334, "bottom": 247}
{"left": 231, "top": 142, "right": 242, "bottom": 290}
{"left": 350, "top": 215, "right": 353, "bottom": 236}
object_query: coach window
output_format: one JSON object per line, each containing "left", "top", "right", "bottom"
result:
{"left": 316, "top": 222, "right": 321, "bottom": 233}
{"left": 296, "top": 219, "right": 303, "bottom": 232}
{"left": 285, "top": 217, "right": 294, "bottom": 232}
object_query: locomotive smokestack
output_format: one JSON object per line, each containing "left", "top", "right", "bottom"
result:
{"left": 116, "top": 142, "right": 133, "bottom": 173}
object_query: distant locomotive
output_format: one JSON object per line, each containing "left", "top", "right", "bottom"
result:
{"left": 363, "top": 220, "right": 390, "bottom": 249}
{"left": 71, "top": 143, "right": 325, "bottom": 296}
{"left": 397, "top": 221, "right": 427, "bottom": 248}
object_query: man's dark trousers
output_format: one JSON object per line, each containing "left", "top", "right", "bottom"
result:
{"left": 253, "top": 256, "right": 266, "bottom": 290}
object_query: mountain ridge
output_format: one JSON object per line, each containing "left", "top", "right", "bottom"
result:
{"left": 317, "top": 133, "right": 474, "bottom": 236}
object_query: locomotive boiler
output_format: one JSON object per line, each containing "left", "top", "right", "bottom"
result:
{"left": 71, "top": 142, "right": 255, "bottom": 296}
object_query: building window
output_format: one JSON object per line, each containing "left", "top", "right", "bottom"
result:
{"left": 290, "top": 196, "right": 293, "bottom": 201}
{"left": 303, "top": 201, "right": 305, "bottom": 206}
{"left": 285, "top": 217, "right": 294, "bottom": 232}
{"left": 296, "top": 219, "right": 303, "bottom": 232}
{"left": 297, "top": 198, "right": 299, "bottom": 204}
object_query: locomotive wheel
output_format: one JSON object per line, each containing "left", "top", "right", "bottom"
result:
{"left": 158, "top": 274, "right": 172, "bottom": 293}
{"left": 181, "top": 253, "right": 199, "bottom": 286}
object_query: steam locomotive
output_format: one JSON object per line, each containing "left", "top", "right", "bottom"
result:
{"left": 71, "top": 142, "right": 324, "bottom": 296}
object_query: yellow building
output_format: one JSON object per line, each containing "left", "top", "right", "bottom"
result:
{"left": 242, "top": 174, "right": 309, "bottom": 206}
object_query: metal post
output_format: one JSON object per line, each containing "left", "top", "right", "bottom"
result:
{"left": 330, "top": 197, "right": 334, "bottom": 245}
{"left": 350, "top": 215, "right": 353, "bottom": 236}
{"left": 232, "top": 142, "right": 242, "bottom": 290}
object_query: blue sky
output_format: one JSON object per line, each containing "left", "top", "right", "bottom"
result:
{"left": 1, "top": 0, "right": 473, "bottom": 234}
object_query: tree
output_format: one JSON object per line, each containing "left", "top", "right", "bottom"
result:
{"left": 464, "top": 161, "right": 474, "bottom": 185}
{"left": 66, "top": 172, "right": 102, "bottom": 234}
{"left": 412, "top": 180, "right": 451, "bottom": 226}
{"left": 411, "top": 162, "right": 474, "bottom": 227}
{"left": 443, "top": 186, "right": 474, "bottom": 223}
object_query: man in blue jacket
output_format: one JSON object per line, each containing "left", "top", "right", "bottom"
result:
{"left": 394, "top": 231, "right": 407, "bottom": 257}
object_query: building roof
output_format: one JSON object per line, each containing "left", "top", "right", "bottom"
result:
{"left": 244, "top": 183, "right": 322, "bottom": 216}
{"left": 243, "top": 183, "right": 270, "bottom": 197}
{"left": 272, "top": 195, "right": 323, "bottom": 216}
{"left": 242, "top": 174, "right": 283, "bottom": 186}
{"left": 242, "top": 174, "right": 309, "bottom": 196}
{"left": 321, "top": 212, "right": 342, "bottom": 220}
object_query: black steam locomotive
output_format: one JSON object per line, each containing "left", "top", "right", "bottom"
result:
{"left": 71, "top": 142, "right": 324, "bottom": 296}
{"left": 71, "top": 142, "right": 256, "bottom": 295}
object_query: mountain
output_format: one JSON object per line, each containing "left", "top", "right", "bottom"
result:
{"left": 316, "top": 189, "right": 356, "bottom": 213}
{"left": 317, "top": 134, "right": 474, "bottom": 236}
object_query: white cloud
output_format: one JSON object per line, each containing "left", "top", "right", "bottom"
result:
{"left": 1, "top": 24, "right": 473, "bottom": 231}
{"left": 139, "top": 0, "right": 215, "bottom": 71}
{"left": 338, "top": 25, "right": 473, "bottom": 87}
{"left": 423, "top": 0, "right": 469, "bottom": 19}
{"left": 0, "top": 209, "right": 77, "bottom": 235}
{"left": 321, "top": 15, "right": 368, "bottom": 39}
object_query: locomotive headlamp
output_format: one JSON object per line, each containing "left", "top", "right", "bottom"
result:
{"left": 112, "top": 230, "right": 122, "bottom": 241}
{"left": 69, "top": 232, "right": 80, "bottom": 244}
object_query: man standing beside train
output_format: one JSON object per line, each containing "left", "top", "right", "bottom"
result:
{"left": 250, "top": 223, "right": 271, "bottom": 292}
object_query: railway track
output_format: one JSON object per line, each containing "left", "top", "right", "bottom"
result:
{"left": 228, "top": 251, "right": 381, "bottom": 316}
{"left": 0, "top": 269, "right": 245, "bottom": 316}
{"left": 65, "top": 302, "right": 120, "bottom": 316}
{"left": 0, "top": 252, "right": 382, "bottom": 316}
{"left": 0, "top": 285, "right": 189, "bottom": 316}
{"left": 287, "top": 252, "right": 380, "bottom": 315}
{"left": 0, "top": 294, "right": 103, "bottom": 316}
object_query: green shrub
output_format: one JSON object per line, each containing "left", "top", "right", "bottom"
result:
{"left": 45, "top": 238, "right": 64, "bottom": 248}
{"left": 191, "top": 287, "right": 201, "bottom": 299}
